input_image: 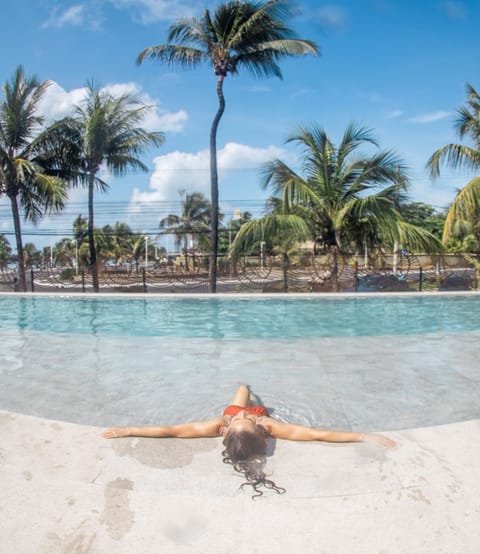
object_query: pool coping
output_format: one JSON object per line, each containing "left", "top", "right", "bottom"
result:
{"left": 2, "top": 289, "right": 480, "bottom": 299}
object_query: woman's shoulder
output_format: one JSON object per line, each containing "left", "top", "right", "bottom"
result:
{"left": 259, "top": 415, "right": 277, "bottom": 435}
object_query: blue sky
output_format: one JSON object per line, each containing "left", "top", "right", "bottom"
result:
{"left": 1, "top": 0, "right": 480, "bottom": 248}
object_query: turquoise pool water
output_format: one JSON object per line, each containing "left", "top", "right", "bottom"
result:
{"left": 1, "top": 293, "right": 479, "bottom": 429}
{"left": 0, "top": 294, "right": 479, "bottom": 338}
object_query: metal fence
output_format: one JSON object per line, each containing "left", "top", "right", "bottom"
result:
{"left": 1, "top": 251, "right": 478, "bottom": 294}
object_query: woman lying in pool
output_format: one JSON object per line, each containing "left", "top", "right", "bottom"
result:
{"left": 102, "top": 383, "right": 396, "bottom": 497}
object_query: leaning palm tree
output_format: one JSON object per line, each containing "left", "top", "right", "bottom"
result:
{"left": 56, "top": 84, "right": 164, "bottom": 290}
{"left": 137, "top": 0, "right": 318, "bottom": 292}
{"left": 262, "top": 123, "right": 441, "bottom": 257}
{"left": 0, "top": 66, "right": 69, "bottom": 291}
{"left": 427, "top": 83, "right": 480, "bottom": 250}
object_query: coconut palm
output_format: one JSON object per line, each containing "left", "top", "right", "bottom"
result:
{"left": 427, "top": 83, "right": 480, "bottom": 250}
{"left": 262, "top": 123, "right": 441, "bottom": 256}
{"left": 229, "top": 213, "right": 312, "bottom": 290}
{"left": 0, "top": 66, "right": 69, "bottom": 291}
{"left": 72, "top": 214, "right": 88, "bottom": 248}
{"left": 129, "top": 233, "right": 148, "bottom": 273}
{"left": 0, "top": 234, "right": 12, "bottom": 269}
{"left": 23, "top": 242, "right": 42, "bottom": 269}
{"left": 159, "top": 191, "right": 212, "bottom": 271}
{"left": 53, "top": 237, "right": 76, "bottom": 268}
{"left": 137, "top": 0, "right": 318, "bottom": 292}
{"left": 108, "top": 222, "right": 136, "bottom": 267}
{"left": 56, "top": 83, "right": 164, "bottom": 291}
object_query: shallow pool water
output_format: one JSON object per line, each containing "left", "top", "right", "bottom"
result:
{"left": 1, "top": 293, "right": 479, "bottom": 431}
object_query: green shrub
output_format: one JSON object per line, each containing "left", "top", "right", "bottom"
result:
{"left": 59, "top": 268, "right": 75, "bottom": 281}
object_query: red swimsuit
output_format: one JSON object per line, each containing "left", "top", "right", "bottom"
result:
{"left": 223, "top": 405, "right": 269, "bottom": 417}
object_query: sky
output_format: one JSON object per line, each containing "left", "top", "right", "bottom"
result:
{"left": 1, "top": 0, "right": 480, "bottom": 249}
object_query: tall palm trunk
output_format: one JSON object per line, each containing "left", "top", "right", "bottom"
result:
{"left": 282, "top": 253, "right": 288, "bottom": 292}
{"left": 184, "top": 234, "right": 189, "bottom": 271}
{"left": 209, "top": 74, "right": 226, "bottom": 293}
{"left": 87, "top": 173, "right": 99, "bottom": 291}
{"left": 9, "top": 193, "right": 27, "bottom": 292}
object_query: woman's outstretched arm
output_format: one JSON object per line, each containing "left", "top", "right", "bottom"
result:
{"left": 101, "top": 418, "right": 224, "bottom": 439}
{"left": 267, "top": 421, "right": 396, "bottom": 448}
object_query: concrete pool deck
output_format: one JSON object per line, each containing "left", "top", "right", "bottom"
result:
{"left": 1, "top": 409, "right": 479, "bottom": 553}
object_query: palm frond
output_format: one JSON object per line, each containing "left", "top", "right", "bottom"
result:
{"left": 137, "top": 45, "right": 206, "bottom": 68}
{"left": 345, "top": 150, "right": 409, "bottom": 197}
{"left": 427, "top": 143, "right": 480, "bottom": 177}
{"left": 229, "top": 213, "right": 311, "bottom": 258}
{"left": 261, "top": 158, "right": 320, "bottom": 210}
{"left": 455, "top": 83, "right": 480, "bottom": 142}
{"left": 443, "top": 176, "right": 480, "bottom": 241}
{"left": 384, "top": 221, "right": 443, "bottom": 254}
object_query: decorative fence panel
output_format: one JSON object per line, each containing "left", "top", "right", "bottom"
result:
{"left": 1, "top": 252, "right": 478, "bottom": 293}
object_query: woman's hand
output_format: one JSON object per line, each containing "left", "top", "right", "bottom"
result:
{"left": 362, "top": 433, "right": 397, "bottom": 449}
{"left": 101, "top": 427, "right": 130, "bottom": 439}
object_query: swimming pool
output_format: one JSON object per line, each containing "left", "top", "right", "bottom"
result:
{"left": 1, "top": 293, "right": 480, "bottom": 337}
{"left": 1, "top": 293, "right": 479, "bottom": 432}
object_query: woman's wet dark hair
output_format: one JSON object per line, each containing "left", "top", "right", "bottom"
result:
{"left": 222, "top": 428, "right": 286, "bottom": 499}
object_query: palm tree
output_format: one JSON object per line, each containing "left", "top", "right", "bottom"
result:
{"left": 427, "top": 83, "right": 480, "bottom": 251}
{"left": 23, "top": 242, "right": 42, "bottom": 269}
{"left": 130, "top": 233, "right": 148, "bottom": 273}
{"left": 159, "top": 191, "right": 212, "bottom": 271}
{"left": 56, "top": 83, "right": 164, "bottom": 291}
{"left": 108, "top": 222, "right": 135, "bottom": 267}
{"left": 0, "top": 233, "right": 12, "bottom": 269}
{"left": 261, "top": 123, "right": 441, "bottom": 257}
{"left": 0, "top": 66, "right": 69, "bottom": 291}
{"left": 53, "top": 237, "right": 76, "bottom": 268}
{"left": 137, "top": 0, "right": 318, "bottom": 292}
{"left": 229, "top": 213, "right": 311, "bottom": 290}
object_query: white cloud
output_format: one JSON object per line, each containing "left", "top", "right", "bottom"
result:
{"left": 408, "top": 111, "right": 452, "bottom": 123}
{"left": 128, "top": 142, "right": 285, "bottom": 222}
{"left": 386, "top": 109, "right": 403, "bottom": 119}
{"left": 108, "top": 0, "right": 200, "bottom": 23}
{"left": 37, "top": 82, "right": 86, "bottom": 122}
{"left": 37, "top": 81, "right": 187, "bottom": 133}
{"left": 218, "top": 142, "right": 284, "bottom": 169}
{"left": 151, "top": 110, "right": 188, "bottom": 133}
{"left": 291, "top": 87, "right": 314, "bottom": 99}
{"left": 42, "top": 0, "right": 199, "bottom": 31}
{"left": 102, "top": 82, "right": 188, "bottom": 132}
{"left": 41, "top": 4, "right": 102, "bottom": 30}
